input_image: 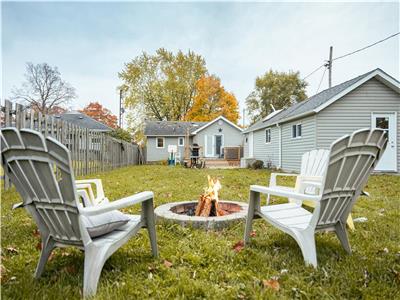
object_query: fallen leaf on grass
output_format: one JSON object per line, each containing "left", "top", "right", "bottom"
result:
{"left": 232, "top": 240, "right": 244, "bottom": 252}
{"left": 163, "top": 260, "right": 173, "bottom": 268}
{"left": 32, "top": 229, "right": 40, "bottom": 238}
{"left": 263, "top": 278, "right": 280, "bottom": 291}
{"left": 5, "top": 247, "right": 18, "bottom": 254}
{"left": 36, "top": 242, "right": 42, "bottom": 251}
{"left": 250, "top": 231, "right": 256, "bottom": 237}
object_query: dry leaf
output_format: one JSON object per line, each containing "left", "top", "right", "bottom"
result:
{"left": 263, "top": 278, "right": 280, "bottom": 291}
{"left": 36, "top": 242, "right": 42, "bottom": 251}
{"left": 232, "top": 240, "right": 244, "bottom": 252}
{"left": 6, "top": 247, "right": 18, "bottom": 254}
{"left": 250, "top": 231, "right": 256, "bottom": 237}
{"left": 163, "top": 260, "right": 173, "bottom": 268}
{"left": 32, "top": 229, "right": 40, "bottom": 238}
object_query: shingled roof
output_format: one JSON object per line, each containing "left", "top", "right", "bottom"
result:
{"left": 144, "top": 121, "right": 207, "bottom": 136}
{"left": 244, "top": 68, "right": 399, "bottom": 133}
{"left": 55, "top": 111, "right": 113, "bottom": 132}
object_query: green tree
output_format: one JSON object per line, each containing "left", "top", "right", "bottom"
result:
{"left": 119, "top": 48, "right": 207, "bottom": 121}
{"left": 245, "top": 70, "right": 308, "bottom": 124}
{"left": 109, "top": 128, "right": 132, "bottom": 143}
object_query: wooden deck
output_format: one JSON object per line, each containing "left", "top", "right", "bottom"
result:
{"left": 205, "top": 158, "right": 240, "bottom": 168}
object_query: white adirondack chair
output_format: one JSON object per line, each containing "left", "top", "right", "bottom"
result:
{"left": 244, "top": 128, "right": 387, "bottom": 267}
{"left": 1, "top": 128, "right": 158, "bottom": 297}
{"left": 267, "top": 149, "right": 355, "bottom": 230}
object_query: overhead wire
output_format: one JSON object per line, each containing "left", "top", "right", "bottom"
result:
{"left": 333, "top": 32, "right": 400, "bottom": 61}
{"left": 316, "top": 66, "right": 327, "bottom": 94}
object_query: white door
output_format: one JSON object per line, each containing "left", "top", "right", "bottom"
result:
{"left": 372, "top": 113, "right": 397, "bottom": 172}
{"left": 204, "top": 135, "right": 213, "bottom": 157}
{"left": 248, "top": 132, "right": 254, "bottom": 158}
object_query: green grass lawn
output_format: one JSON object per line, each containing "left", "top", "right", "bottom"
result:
{"left": 1, "top": 165, "right": 400, "bottom": 299}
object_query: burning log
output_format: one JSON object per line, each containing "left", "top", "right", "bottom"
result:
{"left": 195, "top": 175, "right": 228, "bottom": 217}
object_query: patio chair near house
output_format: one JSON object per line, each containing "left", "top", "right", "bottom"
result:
{"left": 1, "top": 128, "right": 158, "bottom": 297}
{"left": 244, "top": 128, "right": 387, "bottom": 267}
{"left": 267, "top": 149, "right": 355, "bottom": 230}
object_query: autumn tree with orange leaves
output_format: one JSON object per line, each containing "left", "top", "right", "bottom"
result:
{"left": 186, "top": 75, "right": 240, "bottom": 124}
{"left": 80, "top": 102, "right": 118, "bottom": 129}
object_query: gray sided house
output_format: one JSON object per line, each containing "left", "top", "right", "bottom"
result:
{"left": 144, "top": 116, "right": 243, "bottom": 162}
{"left": 243, "top": 68, "right": 400, "bottom": 173}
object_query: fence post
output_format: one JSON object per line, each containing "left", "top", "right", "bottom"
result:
{"left": 85, "top": 128, "right": 89, "bottom": 175}
{"left": 3, "top": 101, "right": 12, "bottom": 189}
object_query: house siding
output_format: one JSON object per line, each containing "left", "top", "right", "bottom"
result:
{"left": 252, "top": 126, "right": 280, "bottom": 168}
{"left": 193, "top": 120, "right": 243, "bottom": 157}
{"left": 281, "top": 115, "right": 316, "bottom": 172}
{"left": 243, "top": 133, "right": 249, "bottom": 158}
{"left": 146, "top": 136, "right": 188, "bottom": 162}
{"left": 316, "top": 78, "right": 400, "bottom": 172}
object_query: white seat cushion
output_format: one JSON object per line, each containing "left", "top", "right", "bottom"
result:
{"left": 81, "top": 210, "right": 130, "bottom": 238}
{"left": 260, "top": 203, "right": 313, "bottom": 230}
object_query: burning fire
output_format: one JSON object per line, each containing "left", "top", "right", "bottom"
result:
{"left": 195, "top": 175, "right": 227, "bottom": 217}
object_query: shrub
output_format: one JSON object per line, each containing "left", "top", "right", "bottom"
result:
{"left": 251, "top": 160, "right": 264, "bottom": 169}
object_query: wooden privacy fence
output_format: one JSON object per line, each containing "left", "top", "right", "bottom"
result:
{"left": 1, "top": 100, "right": 141, "bottom": 190}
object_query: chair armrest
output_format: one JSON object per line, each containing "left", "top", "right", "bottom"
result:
{"left": 79, "top": 191, "right": 154, "bottom": 217}
{"left": 269, "top": 172, "right": 298, "bottom": 187}
{"left": 251, "top": 185, "right": 321, "bottom": 202}
{"left": 297, "top": 175, "right": 323, "bottom": 183}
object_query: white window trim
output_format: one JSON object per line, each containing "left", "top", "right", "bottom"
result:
{"left": 156, "top": 137, "right": 165, "bottom": 148}
{"left": 178, "top": 137, "right": 184, "bottom": 147}
{"left": 292, "top": 123, "right": 302, "bottom": 139}
{"left": 265, "top": 128, "right": 271, "bottom": 144}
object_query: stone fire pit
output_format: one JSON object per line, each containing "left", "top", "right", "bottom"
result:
{"left": 154, "top": 200, "right": 248, "bottom": 230}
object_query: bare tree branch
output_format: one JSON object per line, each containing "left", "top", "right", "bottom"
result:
{"left": 11, "top": 62, "right": 76, "bottom": 113}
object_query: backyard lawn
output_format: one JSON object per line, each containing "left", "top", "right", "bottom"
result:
{"left": 1, "top": 165, "right": 399, "bottom": 299}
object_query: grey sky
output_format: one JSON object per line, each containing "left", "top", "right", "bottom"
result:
{"left": 2, "top": 1, "right": 399, "bottom": 124}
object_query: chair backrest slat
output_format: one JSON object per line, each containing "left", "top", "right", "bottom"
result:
{"left": 316, "top": 128, "right": 387, "bottom": 228}
{"left": 1, "top": 128, "right": 83, "bottom": 244}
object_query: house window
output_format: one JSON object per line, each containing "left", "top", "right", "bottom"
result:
{"left": 292, "top": 124, "right": 302, "bottom": 138}
{"left": 178, "top": 137, "right": 184, "bottom": 146}
{"left": 156, "top": 137, "right": 165, "bottom": 148}
{"left": 265, "top": 129, "right": 271, "bottom": 143}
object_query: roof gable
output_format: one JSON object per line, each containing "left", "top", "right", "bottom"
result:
{"left": 191, "top": 116, "right": 243, "bottom": 134}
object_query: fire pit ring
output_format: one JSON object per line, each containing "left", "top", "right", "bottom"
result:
{"left": 154, "top": 200, "right": 248, "bottom": 230}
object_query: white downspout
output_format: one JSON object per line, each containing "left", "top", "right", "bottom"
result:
{"left": 277, "top": 123, "right": 282, "bottom": 169}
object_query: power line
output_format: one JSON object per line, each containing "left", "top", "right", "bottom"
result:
{"left": 333, "top": 32, "right": 400, "bottom": 61}
{"left": 303, "top": 32, "right": 399, "bottom": 81}
{"left": 316, "top": 66, "right": 327, "bottom": 94}
{"left": 303, "top": 64, "right": 326, "bottom": 80}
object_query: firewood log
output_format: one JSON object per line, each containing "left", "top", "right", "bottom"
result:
{"left": 200, "top": 196, "right": 212, "bottom": 217}
{"left": 195, "top": 195, "right": 206, "bottom": 216}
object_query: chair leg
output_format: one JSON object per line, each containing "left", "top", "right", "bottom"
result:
{"left": 143, "top": 198, "right": 158, "bottom": 257}
{"left": 295, "top": 231, "right": 317, "bottom": 268}
{"left": 83, "top": 246, "right": 107, "bottom": 298}
{"left": 34, "top": 235, "right": 55, "bottom": 279}
{"left": 244, "top": 190, "right": 261, "bottom": 245}
{"left": 335, "top": 222, "right": 351, "bottom": 254}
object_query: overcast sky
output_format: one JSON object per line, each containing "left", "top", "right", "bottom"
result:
{"left": 2, "top": 1, "right": 399, "bottom": 125}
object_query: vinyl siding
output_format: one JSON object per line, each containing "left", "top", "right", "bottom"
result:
{"left": 243, "top": 133, "right": 249, "bottom": 158}
{"left": 193, "top": 120, "right": 243, "bottom": 157}
{"left": 252, "top": 126, "right": 280, "bottom": 168}
{"left": 146, "top": 136, "right": 188, "bottom": 161}
{"left": 281, "top": 116, "right": 316, "bottom": 172}
{"left": 316, "top": 78, "right": 400, "bottom": 172}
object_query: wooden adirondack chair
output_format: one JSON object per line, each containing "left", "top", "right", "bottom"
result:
{"left": 244, "top": 128, "right": 387, "bottom": 267}
{"left": 268, "top": 149, "right": 355, "bottom": 230}
{"left": 1, "top": 128, "right": 158, "bottom": 297}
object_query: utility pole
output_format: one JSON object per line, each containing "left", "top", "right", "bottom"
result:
{"left": 328, "top": 46, "right": 333, "bottom": 88}
{"left": 119, "top": 89, "right": 123, "bottom": 128}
